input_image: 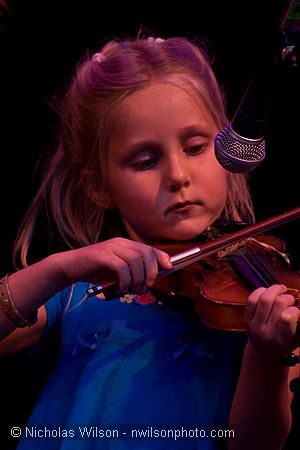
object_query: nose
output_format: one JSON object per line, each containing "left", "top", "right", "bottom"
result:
{"left": 165, "top": 153, "right": 191, "bottom": 192}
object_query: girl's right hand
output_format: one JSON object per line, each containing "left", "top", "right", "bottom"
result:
{"left": 245, "top": 284, "right": 300, "bottom": 362}
{"left": 59, "top": 237, "right": 172, "bottom": 294}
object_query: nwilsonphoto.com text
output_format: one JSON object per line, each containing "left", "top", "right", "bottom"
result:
{"left": 19, "top": 425, "right": 236, "bottom": 440}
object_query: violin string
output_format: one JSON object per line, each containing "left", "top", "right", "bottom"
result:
{"left": 235, "top": 241, "right": 279, "bottom": 288}
{"left": 237, "top": 243, "right": 278, "bottom": 285}
{"left": 234, "top": 249, "right": 269, "bottom": 286}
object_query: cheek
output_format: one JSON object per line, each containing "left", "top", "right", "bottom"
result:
{"left": 109, "top": 179, "right": 157, "bottom": 214}
{"left": 214, "top": 172, "right": 228, "bottom": 203}
{"left": 214, "top": 169, "right": 228, "bottom": 193}
{"left": 194, "top": 160, "right": 228, "bottom": 191}
{"left": 201, "top": 165, "right": 228, "bottom": 211}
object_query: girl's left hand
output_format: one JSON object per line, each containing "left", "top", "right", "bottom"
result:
{"left": 245, "top": 284, "right": 300, "bottom": 360}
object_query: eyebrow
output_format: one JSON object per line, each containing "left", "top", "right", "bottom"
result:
{"left": 179, "top": 125, "right": 212, "bottom": 140}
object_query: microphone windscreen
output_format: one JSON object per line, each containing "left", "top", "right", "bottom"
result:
{"left": 214, "top": 125, "right": 266, "bottom": 173}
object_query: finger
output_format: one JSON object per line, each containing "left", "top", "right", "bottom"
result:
{"left": 127, "top": 246, "right": 172, "bottom": 291}
{"left": 245, "top": 284, "right": 288, "bottom": 326}
{"left": 253, "top": 285, "right": 290, "bottom": 328}
{"left": 268, "top": 293, "right": 295, "bottom": 324}
{"left": 127, "top": 246, "right": 172, "bottom": 288}
{"left": 245, "top": 287, "right": 266, "bottom": 323}
{"left": 139, "top": 247, "right": 159, "bottom": 287}
{"left": 104, "top": 240, "right": 171, "bottom": 292}
{"left": 113, "top": 249, "right": 145, "bottom": 293}
{"left": 280, "top": 306, "right": 300, "bottom": 343}
{"left": 153, "top": 248, "right": 172, "bottom": 271}
{"left": 111, "top": 256, "right": 132, "bottom": 293}
{"left": 131, "top": 246, "right": 172, "bottom": 290}
{"left": 128, "top": 252, "right": 147, "bottom": 292}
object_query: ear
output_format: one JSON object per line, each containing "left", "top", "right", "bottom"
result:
{"left": 80, "top": 170, "right": 115, "bottom": 209}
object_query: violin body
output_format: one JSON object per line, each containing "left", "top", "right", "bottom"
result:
{"left": 154, "top": 234, "right": 300, "bottom": 331}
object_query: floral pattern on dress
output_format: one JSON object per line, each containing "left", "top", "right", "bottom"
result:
{"left": 120, "top": 291, "right": 157, "bottom": 305}
{"left": 95, "top": 290, "right": 158, "bottom": 305}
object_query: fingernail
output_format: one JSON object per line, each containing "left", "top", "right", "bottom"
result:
{"left": 166, "top": 258, "right": 172, "bottom": 268}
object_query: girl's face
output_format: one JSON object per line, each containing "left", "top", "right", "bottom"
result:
{"left": 105, "top": 83, "right": 228, "bottom": 243}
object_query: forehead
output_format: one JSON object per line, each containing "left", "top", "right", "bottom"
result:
{"left": 109, "top": 83, "right": 216, "bottom": 138}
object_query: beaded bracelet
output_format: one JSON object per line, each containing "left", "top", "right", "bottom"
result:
{"left": 0, "top": 275, "right": 38, "bottom": 328}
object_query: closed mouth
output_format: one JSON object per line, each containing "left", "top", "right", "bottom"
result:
{"left": 165, "top": 201, "right": 198, "bottom": 215}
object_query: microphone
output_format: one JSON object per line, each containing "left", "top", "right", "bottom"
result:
{"left": 214, "top": 0, "right": 300, "bottom": 173}
{"left": 214, "top": 69, "right": 270, "bottom": 173}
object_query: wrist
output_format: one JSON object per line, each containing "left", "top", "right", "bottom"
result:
{"left": 40, "top": 251, "right": 81, "bottom": 291}
{"left": 245, "top": 341, "right": 290, "bottom": 372}
{"left": 51, "top": 249, "right": 81, "bottom": 287}
{"left": 0, "top": 275, "right": 38, "bottom": 328}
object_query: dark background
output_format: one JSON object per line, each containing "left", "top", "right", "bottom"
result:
{"left": 0, "top": 1, "right": 299, "bottom": 448}
{"left": 1, "top": 0, "right": 299, "bottom": 274}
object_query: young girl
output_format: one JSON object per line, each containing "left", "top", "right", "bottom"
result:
{"left": 0, "top": 35, "right": 299, "bottom": 450}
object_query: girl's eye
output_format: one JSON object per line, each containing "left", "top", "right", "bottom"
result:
{"left": 132, "top": 156, "right": 158, "bottom": 171}
{"left": 185, "top": 144, "right": 206, "bottom": 155}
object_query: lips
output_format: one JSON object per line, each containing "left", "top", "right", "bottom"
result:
{"left": 165, "top": 201, "right": 199, "bottom": 215}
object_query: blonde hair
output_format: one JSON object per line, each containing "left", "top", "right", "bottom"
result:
{"left": 14, "top": 35, "right": 254, "bottom": 267}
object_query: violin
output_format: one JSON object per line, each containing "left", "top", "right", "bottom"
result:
{"left": 87, "top": 206, "right": 300, "bottom": 332}
{"left": 155, "top": 233, "right": 300, "bottom": 331}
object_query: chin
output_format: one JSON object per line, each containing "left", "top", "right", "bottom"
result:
{"left": 162, "top": 226, "right": 207, "bottom": 242}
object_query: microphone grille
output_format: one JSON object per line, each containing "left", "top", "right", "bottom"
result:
{"left": 214, "top": 125, "right": 266, "bottom": 173}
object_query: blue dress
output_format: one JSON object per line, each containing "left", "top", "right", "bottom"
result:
{"left": 17, "top": 282, "right": 246, "bottom": 450}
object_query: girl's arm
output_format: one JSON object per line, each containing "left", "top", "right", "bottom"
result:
{"left": 0, "top": 306, "right": 47, "bottom": 356}
{"left": 229, "top": 284, "right": 300, "bottom": 450}
{"left": 0, "top": 238, "right": 171, "bottom": 347}
{"left": 0, "top": 254, "right": 66, "bottom": 343}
